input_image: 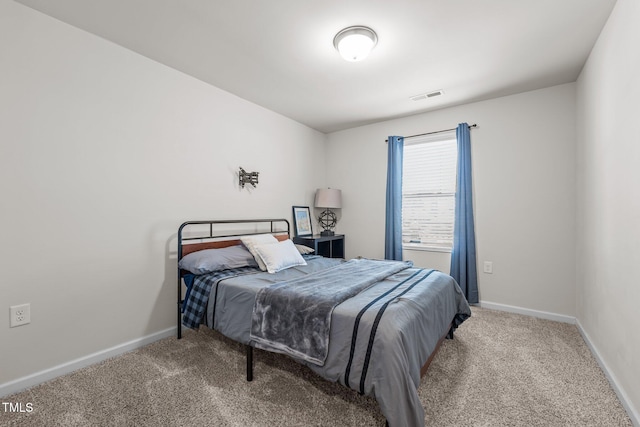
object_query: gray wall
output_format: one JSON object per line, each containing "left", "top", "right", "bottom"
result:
{"left": 0, "top": 1, "right": 326, "bottom": 386}
{"left": 576, "top": 0, "right": 640, "bottom": 420}
{"left": 326, "top": 83, "right": 577, "bottom": 318}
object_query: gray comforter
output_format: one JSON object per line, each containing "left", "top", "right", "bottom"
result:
{"left": 250, "top": 258, "right": 412, "bottom": 365}
{"left": 206, "top": 257, "right": 471, "bottom": 427}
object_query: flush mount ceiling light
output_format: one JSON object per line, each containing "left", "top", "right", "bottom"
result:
{"left": 333, "top": 26, "right": 378, "bottom": 62}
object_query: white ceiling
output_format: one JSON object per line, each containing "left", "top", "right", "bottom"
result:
{"left": 16, "top": 0, "right": 616, "bottom": 133}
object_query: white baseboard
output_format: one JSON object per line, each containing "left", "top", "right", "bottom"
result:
{"left": 479, "top": 300, "right": 576, "bottom": 324}
{"left": 0, "top": 327, "right": 176, "bottom": 398}
{"left": 576, "top": 320, "right": 640, "bottom": 427}
{"left": 479, "top": 300, "right": 638, "bottom": 426}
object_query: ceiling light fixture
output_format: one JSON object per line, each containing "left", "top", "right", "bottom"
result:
{"left": 333, "top": 26, "right": 378, "bottom": 62}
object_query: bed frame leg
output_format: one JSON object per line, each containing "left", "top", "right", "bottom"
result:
{"left": 177, "top": 302, "right": 182, "bottom": 340}
{"left": 447, "top": 326, "right": 454, "bottom": 340}
{"left": 246, "top": 345, "right": 253, "bottom": 382}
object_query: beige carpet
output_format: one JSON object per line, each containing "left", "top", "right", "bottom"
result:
{"left": 1, "top": 307, "right": 632, "bottom": 426}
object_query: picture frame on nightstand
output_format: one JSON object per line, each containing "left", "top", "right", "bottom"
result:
{"left": 292, "top": 206, "right": 313, "bottom": 237}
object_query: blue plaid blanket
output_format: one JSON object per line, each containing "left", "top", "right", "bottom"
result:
{"left": 182, "top": 266, "right": 260, "bottom": 330}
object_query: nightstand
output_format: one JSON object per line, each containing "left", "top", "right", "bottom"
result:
{"left": 293, "top": 234, "right": 345, "bottom": 259}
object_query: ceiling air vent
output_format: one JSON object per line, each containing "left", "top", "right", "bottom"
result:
{"left": 410, "top": 90, "right": 444, "bottom": 101}
{"left": 410, "top": 94, "right": 427, "bottom": 101}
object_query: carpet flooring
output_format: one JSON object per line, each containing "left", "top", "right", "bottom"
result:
{"left": 1, "top": 307, "right": 632, "bottom": 426}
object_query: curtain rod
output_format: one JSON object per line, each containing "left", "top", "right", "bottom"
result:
{"left": 385, "top": 123, "right": 477, "bottom": 143}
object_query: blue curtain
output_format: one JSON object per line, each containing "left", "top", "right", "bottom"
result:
{"left": 385, "top": 136, "right": 404, "bottom": 260}
{"left": 450, "top": 123, "right": 479, "bottom": 303}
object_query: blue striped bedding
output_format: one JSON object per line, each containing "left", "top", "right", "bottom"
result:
{"left": 184, "top": 257, "right": 471, "bottom": 427}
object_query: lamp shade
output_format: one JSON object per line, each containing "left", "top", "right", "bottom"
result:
{"left": 315, "top": 188, "right": 342, "bottom": 209}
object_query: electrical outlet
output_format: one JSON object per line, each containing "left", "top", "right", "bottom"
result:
{"left": 483, "top": 261, "right": 493, "bottom": 274}
{"left": 10, "top": 304, "right": 31, "bottom": 328}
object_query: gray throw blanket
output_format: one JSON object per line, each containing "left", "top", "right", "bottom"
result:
{"left": 250, "top": 258, "right": 412, "bottom": 366}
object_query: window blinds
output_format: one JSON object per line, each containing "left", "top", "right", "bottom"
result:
{"left": 401, "top": 133, "right": 457, "bottom": 251}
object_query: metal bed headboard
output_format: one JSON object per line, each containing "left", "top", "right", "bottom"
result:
{"left": 177, "top": 218, "right": 290, "bottom": 339}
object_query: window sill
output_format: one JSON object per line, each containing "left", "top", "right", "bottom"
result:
{"left": 402, "top": 245, "right": 452, "bottom": 254}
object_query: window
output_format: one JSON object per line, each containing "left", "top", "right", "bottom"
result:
{"left": 402, "top": 131, "right": 457, "bottom": 252}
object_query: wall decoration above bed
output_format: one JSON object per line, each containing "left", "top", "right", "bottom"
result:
{"left": 292, "top": 206, "right": 312, "bottom": 237}
{"left": 238, "top": 166, "right": 259, "bottom": 189}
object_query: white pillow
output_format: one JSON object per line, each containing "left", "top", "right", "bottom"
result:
{"left": 240, "top": 234, "right": 278, "bottom": 271}
{"left": 253, "top": 239, "right": 307, "bottom": 274}
{"left": 295, "top": 244, "right": 314, "bottom": 255}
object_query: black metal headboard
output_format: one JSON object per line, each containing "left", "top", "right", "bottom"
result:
{"left": 177, "top": 218, "right": 290, "bottom": 338}
{"left": 178, "top": 218, "right": 290, "bottom": 259}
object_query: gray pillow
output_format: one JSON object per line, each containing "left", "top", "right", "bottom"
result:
{"left": 179, "top": 245, "right": 258, "bottom": 274}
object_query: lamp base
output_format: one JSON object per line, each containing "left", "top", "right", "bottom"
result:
{"left": 320, "top": 230, "right": 335, "bottom": 236}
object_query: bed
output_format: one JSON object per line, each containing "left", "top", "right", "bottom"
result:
{"left": 177, "top": 219, "right": 471, "bottom": 427}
